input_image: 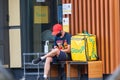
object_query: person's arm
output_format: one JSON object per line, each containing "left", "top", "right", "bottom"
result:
{"left": 53, "top": 36, "right": 58, "bottom": 49}
{"left": 61, "top": 45, "right": 71, "bottom": 53}
{"left": 61, "top": 33, "right": 71, "bottom": 53}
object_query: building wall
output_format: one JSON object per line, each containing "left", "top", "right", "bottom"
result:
{"left": 9, "top": 0, "right": 20, "bottom": 26}
{"left": 9, "top": 0, "right": 21, "bottom": 68}
{"left": 62, "top": 0, "right": 120, "bottom": 74}
{"left": 7, "top": 0, "right": 120, "bottom": 73}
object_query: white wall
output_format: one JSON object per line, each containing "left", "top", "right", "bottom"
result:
{"left": 9, "top": 0, "right": 20, "bottom": 26}
{"left": 9, "top": 29, "right": 21, "bottom": 68}
{"left": 9, "top": 0, "right": 21, "bottom": 68}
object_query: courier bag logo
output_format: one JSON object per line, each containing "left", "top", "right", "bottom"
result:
{"left": 71, "top": 46, "right": 85, "bottom": 53}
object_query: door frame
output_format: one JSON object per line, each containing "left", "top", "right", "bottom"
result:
{"left": 0, "top": 0, "right": 9, "bottom": 66}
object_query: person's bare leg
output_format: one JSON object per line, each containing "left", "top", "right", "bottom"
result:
{"left": 32, "top": 48, "right": 60, "bottom": 64}
{"left": 43, "top": 57, "right": 52, "bottom": 79}
{"left": 41, "top": 48, "right": 60, "bottom": 60}
{"left": 43, "top": 48, "right": 60, "bottom": 79}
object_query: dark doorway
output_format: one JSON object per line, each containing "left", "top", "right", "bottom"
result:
{"left": 0, "top": 0, "right": 9, "bottom": 65}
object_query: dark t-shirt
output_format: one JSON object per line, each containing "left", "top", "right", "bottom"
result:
{"left": 53, "top": 32, "right": 72, "bottom": 61}
{"left": 54, "top": 32, "right": 71, "bottom": 50}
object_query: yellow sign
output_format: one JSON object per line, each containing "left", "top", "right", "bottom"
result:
{"left": 34, "top": 6, "right": 49, "bottom": 24}
{"left": 63, "top": 25, "right": 69, "bottom": 32}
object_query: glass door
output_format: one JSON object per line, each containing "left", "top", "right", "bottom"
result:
{"left": 32, "top": 0, "right": 62, "bottom": 53}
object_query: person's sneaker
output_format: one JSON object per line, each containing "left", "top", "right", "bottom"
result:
{"left": 32, "top": 57, "right": 41, "bottom": 64}
{"left": 44, "top": 78, "right": 48, "bottom": 80}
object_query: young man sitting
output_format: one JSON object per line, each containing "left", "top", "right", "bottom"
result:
{"left": 32, "top": 23, "right": 71, "bottom": 80}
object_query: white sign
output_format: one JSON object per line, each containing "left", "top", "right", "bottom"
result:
{"left": 63, "top": 18, "right": 69, "bottom": 32}
{"left": 63, "top": 18, "right": 69, "bottom": 25}
{"left": 36, "top": 0, "right": 45, "bottom": 2}
{"left": 63, "top": 4, "right": 72, "bottom": 15}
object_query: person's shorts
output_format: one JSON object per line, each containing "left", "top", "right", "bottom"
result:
{"left": 52, "top": 51, "right": 70, "bottom": 63}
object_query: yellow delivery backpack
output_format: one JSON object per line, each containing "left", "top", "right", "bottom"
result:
{"left": 71, "top": 33, "right": 98, "bottom": 61}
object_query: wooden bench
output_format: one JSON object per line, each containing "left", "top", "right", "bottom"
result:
{"left": 49, "top": 60, "right": 103, "bottom": 80}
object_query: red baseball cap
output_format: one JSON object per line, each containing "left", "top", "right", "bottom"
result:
{"left": 52, "top": 24, "right": 63, "bottom": 35}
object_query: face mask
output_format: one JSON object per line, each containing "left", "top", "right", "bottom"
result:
{"left": 56, "top": 32, "right": 62, "bottom": 37}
